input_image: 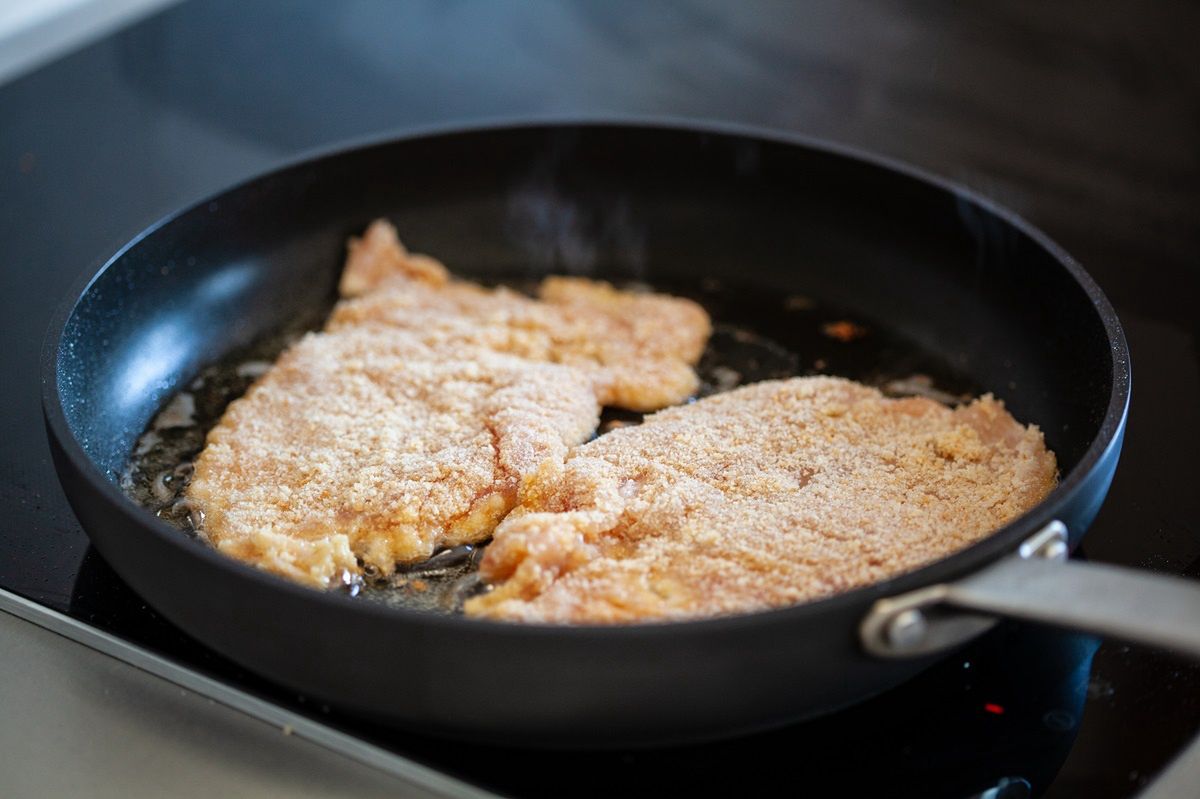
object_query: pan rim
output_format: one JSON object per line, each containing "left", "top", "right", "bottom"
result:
{"left": 41, "top": 114, "right": 1131, "bottom": 639}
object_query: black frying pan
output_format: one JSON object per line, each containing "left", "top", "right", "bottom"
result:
{"left": 41, "top": 121, "right": 1200, "bottom": 750}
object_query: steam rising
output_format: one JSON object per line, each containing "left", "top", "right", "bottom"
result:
{"left": 504, "top": 136, "right": 647, "bottom": 278}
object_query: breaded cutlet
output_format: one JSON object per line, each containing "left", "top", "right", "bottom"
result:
{"left": 186, "top": 219, "right": 712, "bottom": 587}
{"left": 465, "top": 376, "right": 1058, "bottom": 623}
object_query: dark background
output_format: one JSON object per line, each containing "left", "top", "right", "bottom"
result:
{"left": 2, "top": 2, "right": 1197, "bottom": 796}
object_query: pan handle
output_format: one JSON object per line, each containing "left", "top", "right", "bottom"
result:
{"left": 860, "top": 520, "right": 1200, "bottom": 799}
{"left": 860, "top": 521, "right": 1200, "bottom": 659}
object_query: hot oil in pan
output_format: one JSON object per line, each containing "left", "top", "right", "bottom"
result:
{"left": 121, "top": 278, "right": 982, "bottom": 614}
{"left": 120, "top": 313, "right": 322, "bottom": 533}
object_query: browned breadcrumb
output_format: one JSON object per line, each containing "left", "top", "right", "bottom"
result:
{"left": 465, "top": 376, "right": 1057, "bottom": 624}
{"left": 187, "top": 327, "right": 598, "bottom": 588}
{"left": 821, "top": 320, "right": 868, "bottom": 342}
{"left": 328, "top": 219, "right": 711, "bottom": 412}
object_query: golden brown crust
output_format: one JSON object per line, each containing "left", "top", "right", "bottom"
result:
{"left": 188, "top": 327, "right": 598, "bottom": 588}
{"left": 465, "top": 376, "right": 1058, "bottom": 624}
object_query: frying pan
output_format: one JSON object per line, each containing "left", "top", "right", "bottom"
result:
{"left": 41, "top": 121, "right": 1200, "bottom": 752}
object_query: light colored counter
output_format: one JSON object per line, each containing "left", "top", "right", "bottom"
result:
{"left": 0, "top": 592, "right": 496, "bottom": 799}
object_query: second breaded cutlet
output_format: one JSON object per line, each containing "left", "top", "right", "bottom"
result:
{"left": 465, "top": 376, "right": 1058, "bottom": 624}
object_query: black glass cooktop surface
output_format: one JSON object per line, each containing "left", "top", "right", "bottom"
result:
{"left": 2, "top": 2, "right": 1198, "bottom": 797}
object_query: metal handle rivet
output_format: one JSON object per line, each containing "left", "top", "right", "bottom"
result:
{"left": 1018, "top": 520, "right": 1069, "bottom": 561}
{"left": 885, "top": 608, "right": 928, "bottom": 650}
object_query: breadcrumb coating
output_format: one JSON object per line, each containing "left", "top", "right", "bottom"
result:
{"left": 465, "top": 376, "right": 1058, "bottom": 624}
{"left": 339, "top": 219, "right": 450, "bottom": 294}
{"left": 188, "top": 327, "right": 599, "bottom": 587}
{"left": 330, "top": 220, "right": 711, "bottom": 412}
